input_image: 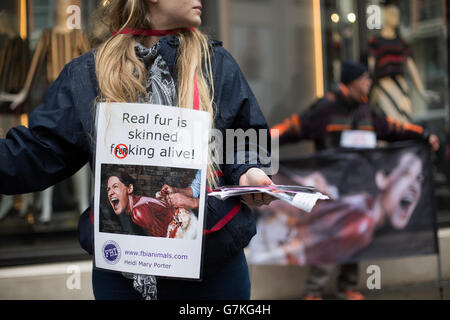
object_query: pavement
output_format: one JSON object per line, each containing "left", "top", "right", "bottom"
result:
{"left": 360, "top": 281, "right": 450, "bottom": 300}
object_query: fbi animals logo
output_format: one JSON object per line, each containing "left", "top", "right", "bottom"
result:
{"left": 102, "top": 241, "right": 121, "bottom": 265}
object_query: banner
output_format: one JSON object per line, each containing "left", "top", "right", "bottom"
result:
{"left": 247, "top": 141, "right": 438, "bottom": 266}
{"left": 94, "top": 102, "right": 210, "bottom": 279}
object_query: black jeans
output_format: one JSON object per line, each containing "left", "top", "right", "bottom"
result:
{"left": 92, "top": 250, "right": 251, "bottom": 300}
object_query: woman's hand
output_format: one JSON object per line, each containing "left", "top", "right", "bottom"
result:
{"left": 239, "top": 167, "right": 276, "bottom": 207}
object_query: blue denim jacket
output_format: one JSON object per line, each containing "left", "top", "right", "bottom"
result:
{"left": 0, "top": 35, "right": 270, "bottom": 266}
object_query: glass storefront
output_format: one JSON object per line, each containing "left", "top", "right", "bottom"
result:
{"left": 0, "top": 0, "right": 99, "bottom": 266}
{"left": 321, "top": 0, "right": 449, "bottom": 226}
{"left": 227, "top": 0, "right": 319, "bottom": 157}
{"left": 226, "top": 0, "right": 450, "bottom": 226}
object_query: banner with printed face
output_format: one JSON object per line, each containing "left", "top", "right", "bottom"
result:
{"left": 247, "top": 141, "right": 438, "bottom": 266}
{"left": 94, "top": 103, "right": 210, "bottom": 279}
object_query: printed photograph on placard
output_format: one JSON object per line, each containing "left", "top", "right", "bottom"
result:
{"left": 100, "top": 164, "right": 200, "bottom": 240}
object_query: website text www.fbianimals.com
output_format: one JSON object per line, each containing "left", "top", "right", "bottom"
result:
{"left": 123, "top": 249, "right": 188, "bottom": 270}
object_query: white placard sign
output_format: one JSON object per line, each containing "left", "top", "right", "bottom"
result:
{"left": 93, "top": 102, "right": 210, "bottom": 279}
{"left": 340, "top": 130, "right": 377, "bottom": 149}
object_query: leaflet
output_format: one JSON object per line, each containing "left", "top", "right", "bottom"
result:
{"left": 208, "top": 185, "right": 329, "bottom": 212}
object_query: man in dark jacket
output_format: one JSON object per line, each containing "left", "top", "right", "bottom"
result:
{"left": 272, "top": 62, "right": 439, "bottom": 152}
{"left": 271, "top": 61, "right": 439, "bottom": 300}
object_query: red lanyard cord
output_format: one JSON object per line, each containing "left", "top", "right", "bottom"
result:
{"left": 193, "top": 72, "right": 200, "bottom": 110}
{"left": 112, "top": 28, "right": 195, "bottom": 37}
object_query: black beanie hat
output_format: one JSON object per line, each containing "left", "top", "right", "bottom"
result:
{"left": 340, "top": 61, "right": 368, "bottom": 85}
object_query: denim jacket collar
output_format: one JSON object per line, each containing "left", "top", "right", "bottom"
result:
{"left": 158, "top": 35, "right": 179, "bottom": 81}
{"left": 158, "top": 35, "right": 223, "bottom": 81}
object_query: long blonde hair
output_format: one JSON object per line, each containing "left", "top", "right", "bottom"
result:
{"left": 95, "top": 0, "right": 219, "bottom": 188}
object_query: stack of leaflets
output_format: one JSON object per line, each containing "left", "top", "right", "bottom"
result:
{"left": 208, "top": 185, "right": 329, "bottom": 213}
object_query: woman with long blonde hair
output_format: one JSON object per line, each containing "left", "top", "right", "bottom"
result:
{"left": 0, "top": 0, "right": 274, "bottom": 299}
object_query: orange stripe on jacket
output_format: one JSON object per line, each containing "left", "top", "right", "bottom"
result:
{"left": 386, "top": 116, "right": 424, "bottom": 134}
{"left": 271, "top": 114, "right": 301, "bottom": 138}
{"left": 358, "top": 125, "right": 375, "bottom": 131}
{"left": 403, "top": 123, "right": 424, "bottom": 134}
{"left": 326, "top": 124, "right": 352, "bottom": 132}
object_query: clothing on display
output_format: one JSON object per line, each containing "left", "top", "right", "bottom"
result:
{"left": 0, "top": 35, "right": 31, "bottom": 114}
{"left": 369, "top": 35, "right": 414, "bottom": 123}
{"left": 0, "top": 36, "right": 30, "bottom": 94}
{"left": 368, "top": 4, "right": 431, "bottom": 124}
{"left": 368, "top": 35, "right": 412, "bottom": 81}
{"left": 20, "top": 28, "right": 90, "bottom": 100}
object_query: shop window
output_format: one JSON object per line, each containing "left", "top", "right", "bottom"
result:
{"left": 322, "top": 0, "right": 449, "bottom": 226}
{"left": 0, "top": 0, "right": 101, "bottom": 266}
{"left": 228, "top": 0, "right": 318, "bottom": 157}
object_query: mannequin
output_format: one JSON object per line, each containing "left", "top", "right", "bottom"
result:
{"left": 0, "top": 12, "right": 31, "bottom": 101}
{"left": 0, "top": 12, "right": 33, "bottom": 220}
{"left": 3, "top": 0, "right": 90, "bottom": 111}
{"left": 368, "top": 4, "right": 437, "bottom": 123}
{"left": 0, "top": 0, "right": 90, "bottom": 223}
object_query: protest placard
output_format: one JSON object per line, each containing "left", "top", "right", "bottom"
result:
{"left": 93, "top": 102, "right": 210, "bottom": 279}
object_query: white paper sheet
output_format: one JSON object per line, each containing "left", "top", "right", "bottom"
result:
{"left": 94, "top": 102, "right": 210, "bottom": 279}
